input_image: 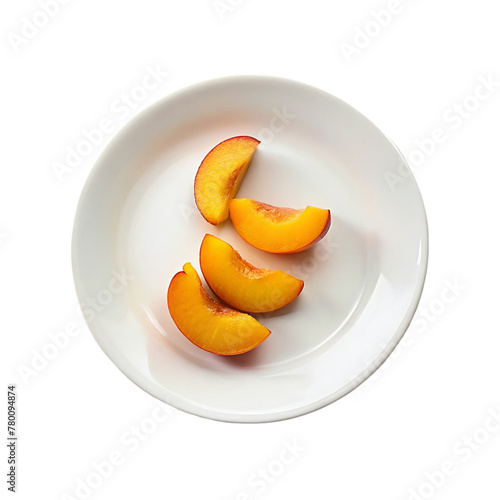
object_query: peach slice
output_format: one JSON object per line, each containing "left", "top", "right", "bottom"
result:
{"left": 229, "top": 198, "right": 331, "bottom": 254}
{"left": 194, "top": 136, "right": 260, "bottom": 225}
{"left": 167, "top": 262, "right": 270, "bottom": 355}
{"left": 200, "top": 234, "right": 304, "bottom": 313}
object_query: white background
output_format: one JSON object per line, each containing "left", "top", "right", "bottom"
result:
{"left": 2, "top": 0, "right": 500, "bottom": 499}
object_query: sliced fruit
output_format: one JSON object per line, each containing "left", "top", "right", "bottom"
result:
{"left": 229, "top": 198, "right": 331, "bottom": 254}
{"left": 200, "top": 234, "right": 304, "bottom": 313}
{"left": 167, "top": 262, "right": 270, "bottom": 355}
{"left": 194, "top": 136, "right": 260, "bottom": 225}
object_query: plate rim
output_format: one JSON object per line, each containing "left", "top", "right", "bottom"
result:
{"left": 72, "top": 74, "right": 429, "bottom": 423}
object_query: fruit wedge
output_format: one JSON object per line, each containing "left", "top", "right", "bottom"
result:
{"left": 200, "top": 234, "right": 304, "bottom": 313}
{"left": 167, "top": 262, "right": 270, "bottom": 355}
{"left": 194, "top": 136, "right": 260, "bottom": 225}
{"left": 229, "top": 198, "right": 331, "bottom": 254}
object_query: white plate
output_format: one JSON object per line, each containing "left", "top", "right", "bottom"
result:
{"left": 72, "top": 76, "right": 428, "bottom": 423}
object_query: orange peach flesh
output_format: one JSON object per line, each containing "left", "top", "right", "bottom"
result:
{"left": 200, "top": 234, "right": 304, "bottom": 313}
{"left": 194, "top": 136, "right": 260, "bottom": 225}
{"left": 229, "top": 198, "right": 331, "bottom": 254}
{"left": 167, "top": 263, "right": 270, "bottom": 355}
